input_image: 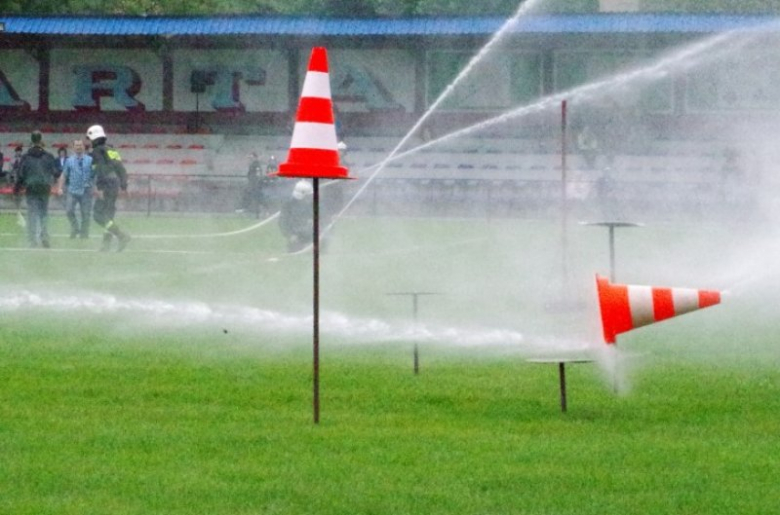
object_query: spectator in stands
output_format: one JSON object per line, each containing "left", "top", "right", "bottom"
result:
{"left": 279, "top": 179, "right": 313, "bottom": 253}
{"left": 600, "top": 99, "right": 625, "bottom": 166}
{"left": 56, "top": 146, "right": 68, "bottom": 177}
{"left": 595, "top": 166, "right": 620, "bottom": 220}
{"left": 0, "top": 146, "right": 4, "bottom": 181}
{"left": 10, "top": 145, "right": 24, "bottom": 184}
{"left": 266, "top": 155, "right": 278, "bottom": 175}
{"left": 719, "top": 147, "right": 751, "bottom": 213}
{"left": 86, "top": 124, "right": 131, "bottom": 252}
{"left": 577, "top": 124, "right": 600, "bottom": 170}
{"left": 336, "top": 141, "right": 349, "bottom": 165}
{"left": 265, "top": 155, "right": 280, "bottom": 211}
{"left": 239, "top": 152, "right": 265, "bottom": 217}
{"left": 421, "top": 125, "right": 434, "bottom": 143}
{"left": 13, "top": 131, "right": 59, "bottom": 248}
{"left": 59, "top": 139, "right": 94, "bottom": 239}
{"left": 333, "top": 105, "right": 343, "bottom": 140}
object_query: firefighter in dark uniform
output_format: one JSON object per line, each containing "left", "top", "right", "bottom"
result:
{"left": 86, "top": 124, "right": 131, "bottom": 252}
{"left": 279, "top": 180, "right": 313, "bottom": 253}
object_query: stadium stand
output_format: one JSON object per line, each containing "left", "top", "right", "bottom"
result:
{"left": 0, "top": 130, "right": 735, "bottom": 220}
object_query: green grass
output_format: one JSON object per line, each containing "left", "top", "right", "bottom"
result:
{"left": 2, "top": 331, "right": 778, "bottom": 515}
{"left": 1, "top": 211, "right": 779, "bottom": 514}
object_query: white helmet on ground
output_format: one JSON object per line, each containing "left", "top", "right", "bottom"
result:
{"left": 292, "top": 180, "right": 313, "bottom": 200}
{"left": 86, "top": 125, "right": 106, "bottom": 141}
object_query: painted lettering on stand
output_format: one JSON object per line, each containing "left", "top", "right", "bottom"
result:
{"left": 73, "top": 65, "right": 146, "bottom": 111}
{"left": 332, "top": 65, "right": 402, "bottom": 111}
{"left": 0, "top": 70, "right": 31, "bottom": 110}
{"left": 190, "top": 66, "right": 266, "bottom": 112}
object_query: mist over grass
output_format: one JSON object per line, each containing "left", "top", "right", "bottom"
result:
{"left": 2, "top": 190, "right": 778, "bottom": 515}
{"left": 1, "top": 209, "right": 777, "bottom": 366}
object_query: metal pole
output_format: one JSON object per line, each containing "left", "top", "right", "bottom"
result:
{"left": 582, "top": 221, "right": 642, "bottom": 284}
{"left": 312, "top": 178, "right": 320, "bottom": 424}
{"left": 147, "top": 175, "right": 152, "bottom": 217}
{"left": 558, "top": 362, "right": 567, "bottom": 413}
{"left": 387, "top": 291, "right": 438, "bottom": 374}
{"left": 412, "top": 293, "right": 419, "bottom": 375}
{"left": 608, "top": 224, "right": 616, "bottom": 282}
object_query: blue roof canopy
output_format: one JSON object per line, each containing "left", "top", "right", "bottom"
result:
{"left": 0, "top": 14, "right": 778, "bottom": 37}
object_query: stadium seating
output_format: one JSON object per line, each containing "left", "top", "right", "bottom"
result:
{"left": 0, "top": 130, "right": 735, "bottom": 220}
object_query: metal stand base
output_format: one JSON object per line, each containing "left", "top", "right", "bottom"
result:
{"left": 527, "top": 358, "right": 594, "bottom": 412}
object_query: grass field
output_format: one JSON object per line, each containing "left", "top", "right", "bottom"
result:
{"left": 1, "top": 209, "right": 778, "bottom": 514}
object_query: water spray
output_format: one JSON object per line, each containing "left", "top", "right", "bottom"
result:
{"left": 320, "top": 0, "right": 546, "bottom": 232}
{"left": 319, "top": 26, "right": 762, "bottom": 245}
{"left": 0, "top": 287, "right": 581, "bottom": 353}
{"left": 378, "top": 0, "right": 546, "bottom": 160}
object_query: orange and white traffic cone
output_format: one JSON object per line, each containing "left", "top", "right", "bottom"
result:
{"left": 596, "top": 274, "right": 721, "bottom": 344}
{"left": 277, "top": 47, "right": 351, "bottom": 180}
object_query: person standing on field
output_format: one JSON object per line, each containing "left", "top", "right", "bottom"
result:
{"left": 55, "top": 146, "right": 69, "bottom": 177}
{"left": 86, "top": 124, "right": 131, "bottom": 252}
{"left": 59, "top": 139, "right": 94, "bottom": 239}
{"left": 13, "top": 131, "right": 59, "bottom": 248}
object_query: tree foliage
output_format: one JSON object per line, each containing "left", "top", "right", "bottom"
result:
{"left": 640, "top": 0, "right": 780, "bottom": 13}
{"left": 2, "top": 0, "right": 780, "bottom": 16}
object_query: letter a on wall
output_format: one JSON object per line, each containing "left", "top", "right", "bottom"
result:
{"left": 0, "top": 70, "right": 30, "bottom": 110}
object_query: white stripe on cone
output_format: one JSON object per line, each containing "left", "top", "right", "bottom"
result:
{"left": 301, "top": 71, "right": 331, "bottom": 99}
{"left": 628, "top": 285, "right": 654, "bottom": 328}
{"left": 672, "top": 288, "right": 699, "bottom": 316}
{"left": 290, "top": 122, "right": 340, "bottom": 151}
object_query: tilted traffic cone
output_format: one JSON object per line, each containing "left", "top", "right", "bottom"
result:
{"left": 277, "top": 47, "right": 351, "bottom": 180}
{"left": 596, "top": 274, "right": 721, "bottom": 344}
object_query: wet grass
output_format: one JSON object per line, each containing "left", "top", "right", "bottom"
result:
{"left": 0, "top": 322, "right": 778, "bottom": 515}
{"left": 1, "top": 211, "right": 778, "bottom": 513}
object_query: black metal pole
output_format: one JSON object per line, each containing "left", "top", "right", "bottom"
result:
{"left": 558, "top": 362, "right": 567, "bottom": 413}
{"left": 609, "top": 225, "right": 616, "bottom": 282}
{"left": 583, "top": 221, "right": 642, "bottom": 283}
{"left": 313, "top": 178, "right": 320, "bottom": 424}
{"left": 412, "top": 293, "right": 419, "bottom": 375}
{"left": 386, "top": 291, "right": 439, "bottom": 375}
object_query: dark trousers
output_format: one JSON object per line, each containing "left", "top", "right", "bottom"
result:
{"left": 93, "top": 188, "right": 118, "bottom": 228}
{"left": 25, "top": 193, "right": 50, "bottom": 247}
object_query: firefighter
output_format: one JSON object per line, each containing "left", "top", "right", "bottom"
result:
{"left": 278, "top": 179, "right": 313, "bottom": 253}
{"left": 86, "top": 124, "right": 131, "bottom": 252}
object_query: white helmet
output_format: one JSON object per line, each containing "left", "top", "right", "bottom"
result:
{"left": 337, "top": 141, "right": 347, "bottom": 151}
{"left": 86, "top": 124, "right": 106, "bottom": 141}
{"left": 292, "top": 180, "right": 313, "bottom": 200}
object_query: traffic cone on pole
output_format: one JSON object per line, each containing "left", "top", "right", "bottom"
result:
{"left": 596, "top": 274, "right": 721, "bottom": 344}
{"left": 276, "top": 47, "right": 351, "bottom": 180}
